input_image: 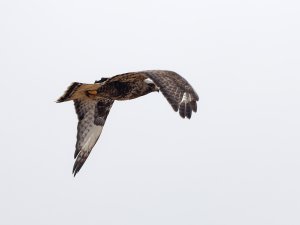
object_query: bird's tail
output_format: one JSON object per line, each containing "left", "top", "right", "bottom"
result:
{"left": 56, "top": 82, "right": 100, "bottom": 102}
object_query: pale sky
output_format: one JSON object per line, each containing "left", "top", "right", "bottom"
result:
{"left": 0, "top": 0, "right": 300, "bottom": 224}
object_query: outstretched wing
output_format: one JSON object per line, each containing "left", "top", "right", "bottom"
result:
{"left": 109, "top": 70, "right": 198, "bottom": 119}
{"left": 73, "top": 98, "right": 114, "bottom": 176}
{"left": 143, "top": 70, "right": 198, "bottom": 119}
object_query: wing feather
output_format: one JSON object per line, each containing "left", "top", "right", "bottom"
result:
{"left": 73, "top": 98, "right": 114, "bottom": 176}
{"left": 142, "top": 70, "right": 199, "bottom": 118}
{"left": 106, "top": 70, "right": 198, "bottom": 118}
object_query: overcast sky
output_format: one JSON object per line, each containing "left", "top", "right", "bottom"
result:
{"left": 0, "top": 0, "right": 299, "bottom": 224}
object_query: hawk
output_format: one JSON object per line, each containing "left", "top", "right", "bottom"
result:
{"left": 57, "top": 70, "right": 199, "bottom": 176}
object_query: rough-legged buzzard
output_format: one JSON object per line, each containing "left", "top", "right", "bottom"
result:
{"left": 57, "top": 70, "right": 199, "bottom": 176}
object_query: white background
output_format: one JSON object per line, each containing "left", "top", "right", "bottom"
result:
{"left": 0, "top": 0, "right": 299, "bottom": 224}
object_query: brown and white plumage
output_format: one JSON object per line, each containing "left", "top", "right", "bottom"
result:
{"left": 72, "top": 99, "right": 114, "bottom": 175}
{"left": 57, "top": 70, "right": 199, "bottom": 176}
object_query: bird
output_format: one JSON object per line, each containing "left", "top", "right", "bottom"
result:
{"left": 57, "top": 70, "right": 199, "bottom": 176}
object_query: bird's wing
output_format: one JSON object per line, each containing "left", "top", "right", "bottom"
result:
{"left": 72, "top": 98, "right": 114, "bottom": 176}
{"left": 106, "top": 70, "right": 198, "bottom": 118}
{"left": 143, "top": 70, "right": 199, "bottom": 119}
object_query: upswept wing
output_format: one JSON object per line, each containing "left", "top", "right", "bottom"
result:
{"left": 72, "top": 98, "right": 114, "bottom": 176}
{"left": 107, "top": 70, "right": 199, "bottom": 119}
{"left": 143, "top": 70, "right": 199, "bottom": 118}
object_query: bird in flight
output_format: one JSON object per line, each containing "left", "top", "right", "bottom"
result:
{"left": 57, "top": 70, "right": 199, "bottom": 176}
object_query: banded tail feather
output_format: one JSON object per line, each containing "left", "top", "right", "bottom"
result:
{"left": 56, "top": 82, "right": 101, "bottom": 102}
{"left": 56, "top": 82, "right": 82, "bottom": 102}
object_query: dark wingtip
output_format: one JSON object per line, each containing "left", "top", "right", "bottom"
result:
{"left": 191, "top": 100, "right": 197, "bottom": 112}
{"left": 72, "top": 154, "right": 86, "bottom": 176}
{"left": 186, "top": 103, "right": 192, "bottom": 119}
{"left": 178, "top": 101, "right": 195, "bottom": 119}
{"left": 72, "top": 163, "right": 80, "bottom": 177}
{"left": 179, "top": 102, "right": 185, "bottom": 118}
{"left": 74, "top": 149, "right": 79, "bottom": 159}
{"left": 73, "top": 170, "right": 79, "bottom": 177}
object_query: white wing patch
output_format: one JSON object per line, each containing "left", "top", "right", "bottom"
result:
{"left": 180, "top": 92, "right": 192, "bottom": 104}
{"left": 81, "top": 125, "right": 103, "bottom": 152}
{"left": 72, "top": 99, "right": 114, "bottom": 176}
{"left": 72, "top": 124, "right": 103, "bottom": 175}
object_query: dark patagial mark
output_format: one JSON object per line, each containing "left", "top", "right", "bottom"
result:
{"left": 94, "top": 100, "right": 113, "bottom": 126}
